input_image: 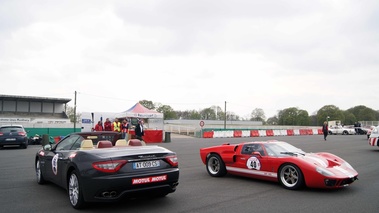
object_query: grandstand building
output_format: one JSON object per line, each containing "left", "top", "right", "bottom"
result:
{"left": 0, "top": 94, "right": 72, "bottom": 127}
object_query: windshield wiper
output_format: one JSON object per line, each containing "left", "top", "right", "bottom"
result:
{"left": 280, "top": 151, "right": 305, "bottom": 156}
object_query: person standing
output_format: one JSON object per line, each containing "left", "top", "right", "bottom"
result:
{"left": 112, "top": 118, "right": 121, "bottom": 132}
{"left": 322, "top": 121, "right": 328, "bottom": 141}
{"left": 104, "top": 118, "right": 112, "bottom": 131}
{"left": 94, "top": 121, "right": 103, "bottom": 131}
{"left": 121, "top": 119, "right": 129, "bottom": 139}
{"left": 135, "top": 119, "right": 144, "bottom": 141}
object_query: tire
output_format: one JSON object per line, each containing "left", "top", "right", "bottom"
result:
{"left": 206, "top": 154, "right": 227, "bottom": 177}
{"left": 342, "top": 131, "right": 347, "bottom": 135}
{"left": 328, "top": 131, "right": 332, "bottom": 135}
{"left": 68, "top": 170, "right": 86, "bottom": 209}
{"left": 278, "top": 164, "right": 304, "bottom": 190}
{"left": 36, "top": 159, "right": 46, "bottom": 184}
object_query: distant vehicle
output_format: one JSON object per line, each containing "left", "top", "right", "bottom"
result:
{"left": 35, "top": 131, "right": 179, "bottom": 209}
{"left": 365, "top": 126, "right": 376, "bottom": 139}
{"left": 328, "top": 126, "right": 355, "bottom": 135}
{"left": 200, "top": 140, "right": 358, "bottom": 190}
{"left": 29, "top": 134, "right": 42, "bottom": 145}
{"left": 0, "top": 125, "right": 28, "bottom": 149}
{"left": 368, "top": 126, "right": 379, "bottom": 147}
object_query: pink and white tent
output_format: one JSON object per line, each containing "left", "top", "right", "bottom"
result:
{"left": 116, "top": 103, "right": 163, "bottom": 119}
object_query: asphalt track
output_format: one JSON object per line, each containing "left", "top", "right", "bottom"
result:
{"left": 0, "top": 134, "right": 378, "bottom": 213}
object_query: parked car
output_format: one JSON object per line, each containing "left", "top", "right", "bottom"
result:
{"left": 368, "top": 126, "right": 379, "bottom": 147}
{"left": 328, "top": 126, "right": 355, "bottom": 135}
{"left": 0, "top": 125, "right": 28, "bottom": 149}
{"left": 200, "top": 140, "right": 358, "bottom": 189}
{"left": 35, "top": 131, "right": 179, "bottom": 209}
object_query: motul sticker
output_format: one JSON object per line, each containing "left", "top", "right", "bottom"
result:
{"left": 132, "top": 175, "right": 167, "bottom": 185}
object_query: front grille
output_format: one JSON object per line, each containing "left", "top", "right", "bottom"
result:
{"left": 324, "top": 176, "right": 358, "bottom": 187}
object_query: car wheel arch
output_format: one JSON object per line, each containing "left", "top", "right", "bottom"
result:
{"left": 206, "top": 153, "right": 227, "bottom": 177}
{"left": 277, "top": 163, "right": 305, "bottom": 190}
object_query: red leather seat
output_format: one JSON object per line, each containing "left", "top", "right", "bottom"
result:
{"left": 97, "top": 140, "right": 113, "bottom": 148}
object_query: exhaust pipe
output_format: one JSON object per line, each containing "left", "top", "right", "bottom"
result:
{"left": 101, "top": 191, "right": 117, "bottom": 198}
{"left": 102, "top": 191, "right": 110, "bottom": 197}
{"left": 110, "top": 191, "right": 117, "bottom": 197}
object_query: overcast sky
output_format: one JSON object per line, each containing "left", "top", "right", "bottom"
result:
{"left": 1, "top": 0, "right": 378, "bottom": 119}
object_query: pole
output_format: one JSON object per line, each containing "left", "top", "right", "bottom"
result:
{"left": 224, "top": 101, "right": 226, "bottom": 129}
{"left": 74, "top": 91, "right": 77, "bottom": 132}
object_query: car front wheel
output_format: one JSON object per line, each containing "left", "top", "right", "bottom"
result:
{"left": 206, "top": 154, "right": 227, "bottom": 177}
{"left": 68, "top": 171, "right": 85, "bottom": 209}
{"left": 278, "top": 164, "right": 304, "bottom": 190}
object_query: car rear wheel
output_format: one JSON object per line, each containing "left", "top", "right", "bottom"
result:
{"left": 278, "top": 164, "right": 304, "bottom": 190}
{"left": 68, "top": 171, "right": 85, "bottom": 209}
{"left": 36, "top": 159, "right": 45, "bottom": 184}
{"left": 206, "top": 154, "right": 227, "bottom": 177}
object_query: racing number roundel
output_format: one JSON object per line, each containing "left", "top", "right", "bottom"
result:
{"left": 246, "top": 156, "right": 261, "bottom": 170}
{"left": 52, "top": 154, "right": 59, "bottom": 175}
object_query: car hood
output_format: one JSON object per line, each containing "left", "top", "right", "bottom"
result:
{"left": 301, "top": 153, "right": 357, "bottom": 177}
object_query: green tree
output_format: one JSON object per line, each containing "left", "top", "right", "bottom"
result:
{"left": 297, "top": 110, "right": 310, "bottom": 126}
{"left": 316, "top": 105, "right": 344, "bottom": 126}
{"left": 266, "top": 116, "right": 279, "bottom": 125}
{"left": 66, "top": 106, "right": 81, "bottom": 123}
{"left": 250, "top": 108, "right": 266, "bottom": 122}
{"left": 278, "top": 107, "right": 310, "bottom": 126}
{"left": 156, "top": 104, "right": 177, "bottom": 120}
{"left": 201, "top": 108, "right": 216, "bottom": 120}
{"left": 139, "top": 100, "right": 155, "bottom": 110}
{"left": 343, "top": 111, "right": 356, "bottom": 125}
{"left": 177, "top": 110, "right": 201, "bottom": 120}
{"left": 278, "top": 107, "right": 298, "bottom": 125}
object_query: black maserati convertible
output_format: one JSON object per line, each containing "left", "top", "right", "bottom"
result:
{"left": 35, "top": 131, "right": 179, "bottom": 209}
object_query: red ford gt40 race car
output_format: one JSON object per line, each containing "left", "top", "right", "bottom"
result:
{"left": 200, "top": 140, "right": 358, "bottom": 190}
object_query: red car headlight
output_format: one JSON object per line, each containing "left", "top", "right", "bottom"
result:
{"left": 316, "top": 167, "right": 334, "bottom": 176}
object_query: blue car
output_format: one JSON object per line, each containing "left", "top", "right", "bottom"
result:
{"left": 0, "top": 125, "right": 28, "bottom": 149}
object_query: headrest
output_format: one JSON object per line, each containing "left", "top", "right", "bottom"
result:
{"left": 115, "top": 139, "right": 128, "bottom": 146}
{"left": 80, "top": 139, "right": 94, "bottom": 150}
{"left": 97, "top": 140, "right": 113, "bottom": 148}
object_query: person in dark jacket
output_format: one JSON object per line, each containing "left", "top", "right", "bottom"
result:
{"left": 134, "top": 119, "right": 144, "bottom": 141}
{"left": 322, "top": 121, "right": 328, "bottom": 141}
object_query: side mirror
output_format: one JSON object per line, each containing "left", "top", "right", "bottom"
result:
{"left": 43, "top": 144, "right": 52, "bottom": 151}
{"left": 252, "top": 151, "right": 262, "bottom": 157}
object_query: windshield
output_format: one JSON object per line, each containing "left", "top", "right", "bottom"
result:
{"left": 264, "top": 143, "right": 305, "bottom": 157}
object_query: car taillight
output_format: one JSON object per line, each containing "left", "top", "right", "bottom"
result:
{"left": 0, "top": 132, "right": 3, "bottom": 136}
{"left": 18, "top": 132, "right": 26, "bottom": 136}
{"left": 92, "top": 160, "right": 127, "bottom": 173}
{"left": 165, "top": 155, "right": 178, "bottom": 167}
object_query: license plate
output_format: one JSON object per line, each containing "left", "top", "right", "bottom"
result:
{"left": 133, "top": 160, "right": 160, "bottom": 169}
{"left": 5, "top": 138, "right": 16, "bottom": 141}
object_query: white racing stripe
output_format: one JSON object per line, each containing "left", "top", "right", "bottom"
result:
{"left": 226, "top": 166, "right": 277, "bottom": 178}
{"left": 334, "top": 166, "right": 355, "bottom": 178}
